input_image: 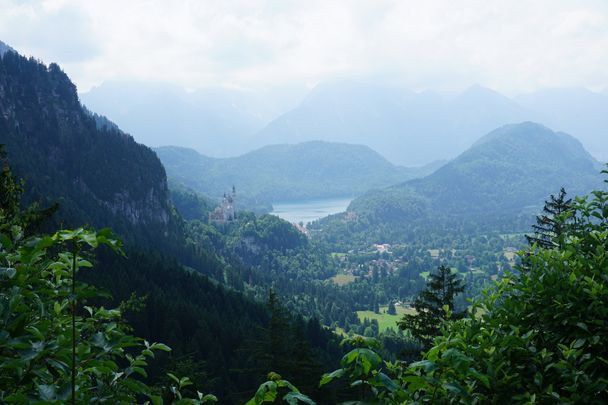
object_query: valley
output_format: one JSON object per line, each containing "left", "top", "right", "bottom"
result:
{"left": 2, "top": 21, "right": 608, "bottom": 404}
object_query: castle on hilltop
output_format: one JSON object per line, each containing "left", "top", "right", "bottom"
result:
{"left": 209, "top": 186, "right": 236, "bottom": 224}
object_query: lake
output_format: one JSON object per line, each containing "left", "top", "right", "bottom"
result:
{"left": 270, "top": 197, "right": 353, "bottom": 225}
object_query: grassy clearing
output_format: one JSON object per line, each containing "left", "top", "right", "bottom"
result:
{"left": 357, "top": 305, "right": 416, "bottom": 332}
{"left": 331, "top": 273, "right": 357, "bottom": 286}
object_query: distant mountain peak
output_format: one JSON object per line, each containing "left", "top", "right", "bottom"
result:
{"left": 457, "top": 84, "right": 513, "bottom": 101}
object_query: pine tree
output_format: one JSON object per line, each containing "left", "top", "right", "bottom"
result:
{"left": 398, "top": 265, "right": 464, "bottom": 349}
{"left": 526, "top": 187, "right": 573, "bottom": 249}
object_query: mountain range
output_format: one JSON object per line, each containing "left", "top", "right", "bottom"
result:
{"left": 82, "top": 79, "right": 608, "bottom": 166}
{"left": 254, "top": 82, "right": 537, "bottom": 166}
{"left": 155, "top": 142, "right": 443, "bottom": 205}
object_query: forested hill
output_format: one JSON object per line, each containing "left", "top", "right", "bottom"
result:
{"left": 341, "top": 122, "right": 602, "bottom": 235}
{"left": 156, "top": 141, "right": 439, "bottom": 203}
{"left": 0, "top": 49, "right": 176, "bottom": 245}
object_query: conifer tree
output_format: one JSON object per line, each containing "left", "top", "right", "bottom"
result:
{"left": 398, "top": 265, "right": 464, "bottom": 349}
{"left": 525, "top": 187, "right": 573, "bottom": 249}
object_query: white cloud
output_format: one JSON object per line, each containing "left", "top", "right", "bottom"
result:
{"left": 1, "top": 0, "right": 607, "bottom": 94}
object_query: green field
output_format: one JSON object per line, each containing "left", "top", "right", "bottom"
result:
{"left": 357, "top": 305, "right": 416, "bottom": 332}
{"left": 331, "top": 273, "right": 357, "bottom": 285}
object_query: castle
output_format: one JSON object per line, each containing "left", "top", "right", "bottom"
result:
{"left": 208, "top": 186, "right": 236, "bottom": 224}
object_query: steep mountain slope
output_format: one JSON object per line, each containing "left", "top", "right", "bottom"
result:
{"left": 254, "top": 81, "right": 536, "bottom": 166}
{"left": 344, "top": 122, "right": 602, "bottom": 234}
{"left": 0, "top": 50, "right": 174, "bottom": 244}
{"left": 516, "top": 88, "right": 608, "bottom": 161}
{"left": 156, "top": 141, "right": 439, "bottom": 203}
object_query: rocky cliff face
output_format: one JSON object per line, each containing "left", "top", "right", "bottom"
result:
{"left": 0, "top": 49, "right": 174, "bottom": 238}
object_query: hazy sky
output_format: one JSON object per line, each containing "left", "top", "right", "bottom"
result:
{"left": 1, "top": 0, "right": 607, "bottom": 94}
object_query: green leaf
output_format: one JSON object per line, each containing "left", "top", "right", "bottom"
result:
{"left": 37, "top": 384, "right": 56, "bottom": 400}
{"left": 283, "top": 391, "right": 316, "bottom": 405}
{"left": 179, "top": 376, "right": 193, "bottom": 389}
{"left": 148, "top": 394, "right": 164, "bottom": 405}
{"left": 167, "top": 372, "right": 180, "bottom": 385}
{"left": 371, "top": 372, "right": 399, "bottom": 392}
{"left": 410, "top": 360, "right": 437, "bottom": 373}
{"left": 200, "top": 394, "right": 218, "bottom": 403}
{"left": 320, "top": 369, "right": 345, "bottom": 386}
{"left": 151, "top": 342, "right": 171, "bottom": 352}
{"left": 572, "top": 338, "right": 585, "bottom": 349}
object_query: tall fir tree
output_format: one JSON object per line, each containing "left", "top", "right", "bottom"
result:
{"left": 525, "top": 187, "right": 573, "bottom": 249}
{"left": 398, "top": 265, "right": 464, "bottom": 349}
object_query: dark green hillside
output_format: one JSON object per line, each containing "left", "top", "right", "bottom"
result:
{"left": 156, "top": 141, "right": 437, "bottom": 204}
{"left": 0, "top": 50, "right": 175, "bottom": 246}
{"left": 323, "top": 123, "right": 602, "bottom": 243}
{"left": 411, "top": 122, "right": 600, "bottom": 214}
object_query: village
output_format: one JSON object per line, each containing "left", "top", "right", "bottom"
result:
{"left": 330, "top": 237, "right": 521, "bottom": 287}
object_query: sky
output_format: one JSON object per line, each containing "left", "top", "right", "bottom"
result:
{"left": 1, "top": 0, "right": 608, "bottom": 95}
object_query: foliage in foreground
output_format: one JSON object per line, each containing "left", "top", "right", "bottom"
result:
{"left": 0, "top": 225, "right": 217, "bottom": 404}
{"left": 249, "top": 170, "right": 608, "bottom": 403}
{"left": 0, "top": 161, "right": 215, "bottom": 404}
